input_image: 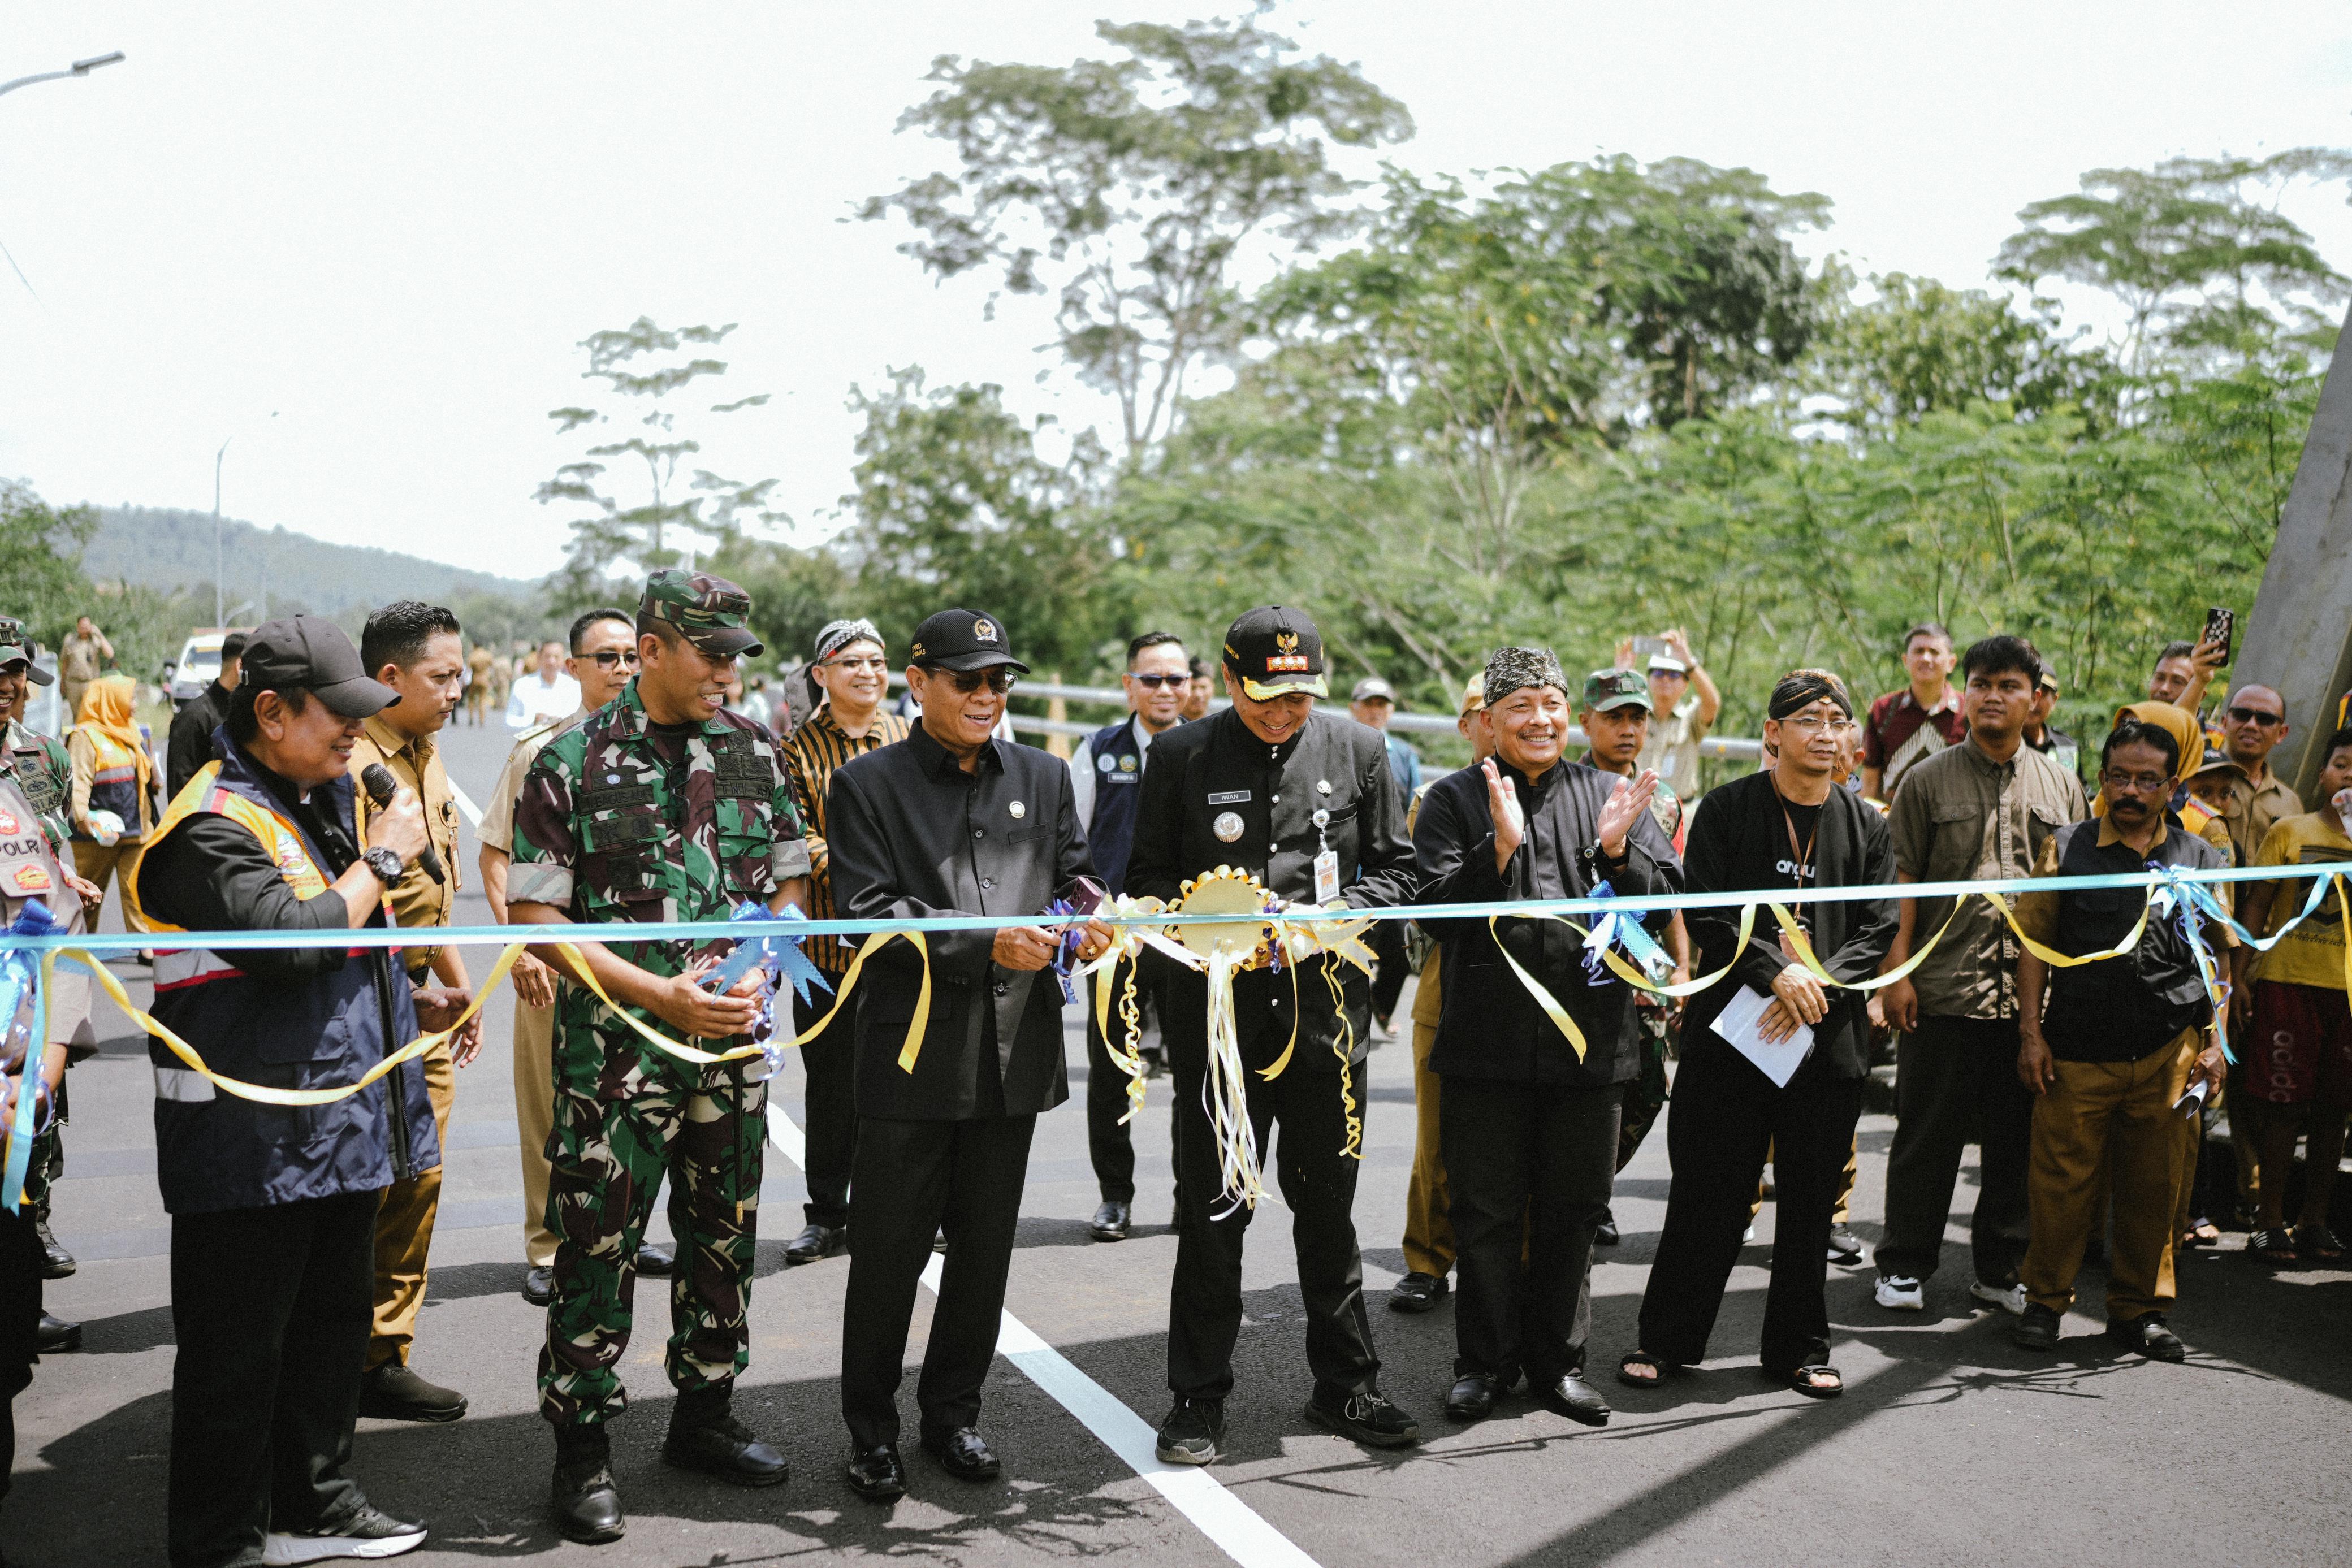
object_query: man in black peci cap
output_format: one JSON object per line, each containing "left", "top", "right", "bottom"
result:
{"left": 127, "top": 613, "right": 447, "bottom": 1565}
{"left": 1126, "top": 605, "right": 1424, "bottom": 1463}
{"left": 825, "top": 607, "right": 1112, "bottom": 1501}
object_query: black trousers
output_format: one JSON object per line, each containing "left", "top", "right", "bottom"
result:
{"left": 840, "top": 1113, "right": 1036, "bottom": 1451}
{"left": 797, "top": 981, "right": 858, "bottom": 1228}
{"left": 1639, "top": 1040, "right": 1862, "bottom": 1374}
{"left": 1877, "top": 1015, "right": 2034, "bottom": 1285}
{"left": 1163, "top": 968, "right": 1380, "bottom": 1402}
{"left": 1085, "top": 956, "right": 1163, "bottom": 1203}
{"left": 1443, "top": 1075, "right": 1622, "bottom": 1384}
{"left": 0, "top": 1202, "right": 41, "bottom": 1523}
{"left": 168, "top": 1189, "right": 380, "bottom": 1568}
{"left": 1369, "top": 920, "right": 1410, "bottom": 1022}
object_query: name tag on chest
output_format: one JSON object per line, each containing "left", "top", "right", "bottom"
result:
{"left": 1207, "top": 790, "right": 1250, "bottom": 805}
{"left": 1313, "top": 848, "right": 1341, "bottom": 903}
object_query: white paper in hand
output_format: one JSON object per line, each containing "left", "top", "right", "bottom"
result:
{"left": 1713, "top": 985, "right": 1814, "bottom": 1088}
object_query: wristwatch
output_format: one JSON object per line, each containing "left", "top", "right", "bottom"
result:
{"left": 362, "top": 846, "right": 405, "bottom": 885}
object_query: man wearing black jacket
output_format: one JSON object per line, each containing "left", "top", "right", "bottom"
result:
{"left": 165, "top": 630, "right": 245, "bottom": 801}
{"left": 825, "top": 607, "right": 1109, "bottom": 1502}
{"left": 1624, "top": 669, "right": 1897, "bottom": 1400}
{"left": 1413, "top": 647, "right": 1680, "bottom": 1427}
{"left": 1126, "top": 605, "right": 1423, "bottom": 1465}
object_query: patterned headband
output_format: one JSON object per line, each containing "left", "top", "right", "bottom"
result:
{"left": 1769, "top": 670, "right": 1853, "bottom": 720}
{"left": 814, "top": 618, "right": 883, "bottom": 665}
{"left": 1482, "top": 646, "right": 1567, "bottom": 706}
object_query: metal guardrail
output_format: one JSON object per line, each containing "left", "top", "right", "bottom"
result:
{"left": 903, "top": 673, "right": 1763, "bottom": 760}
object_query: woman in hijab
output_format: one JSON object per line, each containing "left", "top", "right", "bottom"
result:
{"left": 66, "top": 673, "right": 159, "bottom": 921}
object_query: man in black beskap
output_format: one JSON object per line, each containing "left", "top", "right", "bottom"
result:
{"left": 1623, "top": 669, "right": 1897, "bottom": 1401}
{"left": 825, "top": 607, "right": 1111, "bottom": 1503}
{"left": 1412, "top": 647, "right": 1680, "bottom": 1428}
{"left": 1126, "top": 605, "right": 1423, "bottom": 1465}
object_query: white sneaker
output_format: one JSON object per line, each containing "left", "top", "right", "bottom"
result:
{"left": 1741, "top": 1224, "right": 1757, "bottom": 1244}
{"left": 1874, "top": 1274, "right": 1925, "bottom": 1311}
{"left": 1969, "top": 1280, "right": 2027, "bottom": 1316}
{"left": 261, "top": 1505, "right": 427, "bottom": 1563}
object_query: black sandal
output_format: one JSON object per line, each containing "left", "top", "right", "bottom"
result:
{"left": 1774, "top": 1365, "right": 1843, "bottom": 1400}
{"left": 1616, "top": 1350, "right": 1676, "bottom": 1388}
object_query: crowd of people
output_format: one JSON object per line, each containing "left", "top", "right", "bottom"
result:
{"left": 1, "top": 579, "right": 2347, "bottom": 1566}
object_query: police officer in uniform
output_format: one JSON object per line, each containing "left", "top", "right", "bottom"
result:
{"left": 1126, "top": 605, "right": 1423, "bottom": 1463}
{"left": 826, "top": 607, "right": 1110, "bottom": 1501}
{"left": 508, "top": 570, "right": 811, "bottom": 1545}
{"left": 1066, "top": 630, "right": 1190, "bottom": 1241}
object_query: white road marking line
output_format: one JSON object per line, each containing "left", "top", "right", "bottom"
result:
{"left": 764, "top": 1101, "right": 1322, "bottom": 1568}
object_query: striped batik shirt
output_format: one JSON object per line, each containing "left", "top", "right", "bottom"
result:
{"left": 782, "top": 704, "right": 911, "bottom": 974}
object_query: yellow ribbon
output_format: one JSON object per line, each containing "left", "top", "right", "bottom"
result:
{"left": 1981, "top": 890, "right": 2153, "bottom": 968}
{"left": 1486, "top": 903, "right": 1761, "bottom": 1059}
{"left": 1763, "top": 897, "right": 1970, "bottom": 991}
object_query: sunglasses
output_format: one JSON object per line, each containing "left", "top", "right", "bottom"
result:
{"left": 942, "top": 669, "right": 1017, "bottom": 695}
{"left": 2225, "top": 705, "right": 2282, "bottom": 726}
{"left": 585, "top": 649, "right": 641, "bottom": 669}
{"left": 1129, "top": 673, "right": 1187, "bottom": 688}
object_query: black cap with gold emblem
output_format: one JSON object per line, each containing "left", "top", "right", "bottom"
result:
{"left": 1221, "top": 605, "right": 1328, "bottom": 701}
{"left": 909, "top": 607, "right": 1029, "bottom": 674}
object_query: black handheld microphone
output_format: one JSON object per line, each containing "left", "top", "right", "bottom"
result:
{"left": 360, "top": 763, "right": 446, "bottom": 885}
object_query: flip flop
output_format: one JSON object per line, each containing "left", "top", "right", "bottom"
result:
{"left": 1773, "top": 1365, "right": 1843, "bottom": 1400}
{"left": 1616, "top": 1350, "right": 1677, "bottom": 1388}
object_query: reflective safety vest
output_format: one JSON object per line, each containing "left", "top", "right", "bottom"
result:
{"left": 127, "top": 747, "right": 438, "bottom": 1216}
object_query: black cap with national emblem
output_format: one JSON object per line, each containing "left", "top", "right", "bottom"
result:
{"left": 239, "top": 614, "right": 401, "bottom": 718}
{"left": 1222, "top": 605, "right": 1328, "bottom": 700}
{"left": 909, "top": 608, "right": 1029, "bottom": 674}
{"left": 640, "top": 568, "right": 763, "bottom": 658}
{"left": 0, "top": 617, "right": 52, "bottom": 686}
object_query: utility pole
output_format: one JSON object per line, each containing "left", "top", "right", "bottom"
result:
{"left": 213, "top": 438, "right": 231, "bottom": 625}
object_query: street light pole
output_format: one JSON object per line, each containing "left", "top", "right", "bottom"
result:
{"left": 0, "top": 51, "right": 125, "bottom": 101}
{"left": 214, "top": 439, "right": 231, "bottom": 626}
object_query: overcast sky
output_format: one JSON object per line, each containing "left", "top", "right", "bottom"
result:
{"left": 4, "top": 2, "right": 2349, "bottom": 581}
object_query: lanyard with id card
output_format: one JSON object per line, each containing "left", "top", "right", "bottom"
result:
{"left": 1312, "top": 807, "right": 1342, "bottom": 903}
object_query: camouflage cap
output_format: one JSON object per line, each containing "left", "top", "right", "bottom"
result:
{"left": 1583, "top": 667, "right": 1651, "bottom": 713}
{"left": 0, "top": 617, "right": 51, "bottom": 685}
{"left": 639, "top": 569, "right": 762, "bottom": 659}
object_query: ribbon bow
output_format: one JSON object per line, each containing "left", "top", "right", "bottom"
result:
{"left": 1579, "top": 882, "right": 1674, "bottom": 986}
{"left": 701, "top": 901, "right": 832, "bottom": 1076}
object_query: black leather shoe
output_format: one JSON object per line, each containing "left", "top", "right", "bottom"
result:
{"left": 1304, "top": 1387, "right": 1421, "bottom": 1449}
{"left": 35, "top": 1313, "right": 80, "bottom": 1354}
{"left": 636, "top": 1241, "right": 675, "bottom": 1276}
{"left": 1155, "top": 1398, "right": 1225, "bottom": 1465}
{"left": 32, "top": 1215, "right": 74, "bottom": 1279}
{"left": 1538, "top": 1374, "right": 1611, "bottom": 1427}
{"left": 2013, "top": 1302, "right": 2060, "bottom": 1352}
{"left": 1593, "top": 1208, "right": 1621, "bottom": 1246}
{"left": 921, "top": 1425, "right": 1001, "bottom": 1482}
{"left": 2108, "top": 1312, "right": 2186, "bottom": 1363}
{"left": 784, "top": 1222, "right": 846, "bottom": 1265}
{"left": 664, "top": 1406, "right": 789, "bottom": 1487}
{"left": 846, "top": 1443, "right": 906, "bottom": 1503}
{"left": 358, "top": 1361, "right": 468, "bottom": 1423}
{"left": 1388, "top": 1272, "right": 1448, "bottom": 1313}
{"left": 552, "top": 1427, "right": 625, "bottom": 1545}
{"left": 521, "top": 1264, "right": 554, "bottom": 1307}
{"left": 1444, "top": 1372, "right": 1504, "bottom": 1421}
{"left": 1089, "top": 1200, "right": 1131, "bottom": 1242}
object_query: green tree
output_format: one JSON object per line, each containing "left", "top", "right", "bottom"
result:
{"left": 1813, "top": 272, "right": 2115, "bottom": 431}
{"left": 859, "top": 12, "right": 1412, "bottom": 456}
{"left": 0, "top": 480, "right": 101, "bottom": 649}
{"left": 536, "top": 317, "right": 784, "bottom": 608}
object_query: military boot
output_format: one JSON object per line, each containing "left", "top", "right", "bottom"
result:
{"left": 551, "top": 1424, "right": 625, "bottom": 1545}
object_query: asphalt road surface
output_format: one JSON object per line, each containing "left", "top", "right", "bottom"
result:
{"left": 15, "top": 717, "right": 2352, "bottom": 1566}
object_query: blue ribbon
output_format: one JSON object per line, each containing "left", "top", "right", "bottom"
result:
{"left": 1581, "top": 882, "right": 1674, "bottom": 985}
{"left": 2, "top": 900, "right": 59, "bottom": 1212}
{"left": 701, "top": 900, "right": 831, "bottom": 1007}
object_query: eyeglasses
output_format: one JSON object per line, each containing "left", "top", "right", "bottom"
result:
{"left": 943, "top": 669, "right": 1017, "bottom": 695}
{"left": 823, "top": 655, "right": 889, "bottom": 672}
{"left": 2102, "top": 769, "right": 2173, "bottom": 794}
{"left": 585, "top": 649, "right": 641, "bottom": 669}
{"left": 1128, "top": 673, "right": 1187, "bottom": 688}
{"left": 2225, "top": 705, "right": 2283, "bottom": 727}
{"left": 1779, "top": 713, "right": 1857, "bottom": 735}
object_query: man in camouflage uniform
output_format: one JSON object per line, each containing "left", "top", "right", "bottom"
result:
{"left": 508, "top": 570, "right": 811, "bottom": 1546}
{"left": 0, "top": 616, "right": 96, "bottom": 1306}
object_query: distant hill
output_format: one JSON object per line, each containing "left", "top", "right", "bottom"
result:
{"left": 82, "top": 506, "right": 537, "bottom": 617}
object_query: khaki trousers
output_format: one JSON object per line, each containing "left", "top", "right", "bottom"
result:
{"left": 369, "top": 1036, "right": 457, "bottom": 1368}
{"left": 2021, "top": 1031, "right": 2195, "bottom": 1322}
{"left": 70, "top": 838, "right": 145, "bottom": 930}
{"left": 514, "top": 998, "right": 557, "bottom": 1267}
{"left": 1402, "top": 1013, "right": 1455, "bottom": 1279}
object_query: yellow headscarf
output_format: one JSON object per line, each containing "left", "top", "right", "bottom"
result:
{"left": 75, "top": 675, "right": 153, "bottom": 794}
{"left": 2091, "top": 699, "right": 2209, "bottom": 823}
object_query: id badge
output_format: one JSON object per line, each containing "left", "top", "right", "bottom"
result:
{"left": 1313, "top": 847, "right": 1341, "bottom": 904}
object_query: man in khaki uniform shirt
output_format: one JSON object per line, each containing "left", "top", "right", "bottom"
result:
{"left": 57, "top": 616, "right": 111, "bottom": 717}
{"left": 1873, "top": 636, "right": 2088, "bottom": 1314}
{"left": 2213, "top": 684, "right": 2302, "bottom": 865}
{"left": 348, "top": 603, "right": 478, "bottom": 1423}
{"left": 475, "top": 607, "right": 651, "bottom": 1305}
